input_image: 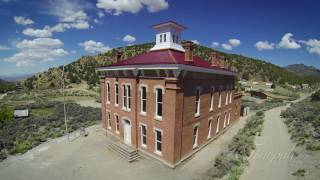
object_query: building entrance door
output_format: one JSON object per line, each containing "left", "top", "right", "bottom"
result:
{"left": 123, "top": 119, "right": 131, "bottom": 145}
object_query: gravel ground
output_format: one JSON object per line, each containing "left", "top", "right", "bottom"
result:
{"left": 241, "top": 93, "right": 317, "bottom": 180}
{"left": 0, "top": 115, "right": 250, "bottom": 180}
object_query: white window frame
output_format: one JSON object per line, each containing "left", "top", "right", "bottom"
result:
{"left": 122, "top": 84, "right": 127, "bottom": 110}
{"left": 121, "top": 83, "right": 132, "bottom": 112}
{"left": 127, "top": 84, "right": 131, "bottom": 111}
{"left": 154, "top": 128, "right": 163, "bottom": 155}
{"left": 114, "top": 82, "right": 119, "bottom": 106}
{"left": 106, "top": 81, "right": 110, "bottom": 104}
{"left": 139, "top": 84, "right": 148, "bottom": 116}
{"left": 140, "top": 123, "right": 147, "bottom": 148}
{"left": 225, "top": 92, "right": 229, "bottom": 105}
{"left": 107, "top": 111, "right": 111, "bottom": 130}
{"left": 216, "top": 115, "right": 220, "bottom": 133}
{"left": 114, "top": 113, "right": 120, "bottom": 134}
{"left": 223, "top": 112, "right": 227, "bottom": 128}
{"left": 193, "top": 124, "right": 200, "bottom": 149}
{"left": 154, "top": 85, "right": 165, "bottom": 121}
{"left": 195, "top": 86, "right": 201, "bottom": 117}
{"left": 227, "top": 111, "right": 231, "bottom": 125}
{"left": 207, "top": 119, "right": 212, "bottom": 139}
{"left": 229, "top": 91, "right": 233, "bottom": 104}
{"left": 209, "top": 86, "right": 214, "bottom": 112}
{"left": 218, "top": 91, "right": 222, "bottom": 108}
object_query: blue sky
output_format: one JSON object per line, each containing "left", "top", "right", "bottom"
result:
{"left": 0, "top": 0, "right": 320, "bottom": 76}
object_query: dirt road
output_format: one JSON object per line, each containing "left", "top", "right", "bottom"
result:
{"left": 241, "top": 94, "right": 312, "bottom": 180}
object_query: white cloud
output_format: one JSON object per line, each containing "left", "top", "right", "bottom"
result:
{"left": 229, "top": 39, "right": 241, "bottom": 47}
{"left": 4, "top": 38, "right": 68, "bottom": 67}
{"left": 22, "top": 28, "right": 52, "bottom": 38}
{"left": 96, "top": 0, "right": 168, "bottom": 15}
{"left": 300, "top": 39, "right": 320, "bottom": 56}
{"left": 191, "top": 40, "right": 200, "bottom": 45}
{"left": 79, "top": 40, "right": 111, "bottom": 53}
{"left": 0, "top": 45, "right": 11, "bottom": 51}
{"left": 255, "top": 41, "right": 275, "bottom": 51}
{"left": 211, "top": 42, "right": 219, "bottom": 48}
{"left": 98, "top": 11, "right": 105, "bottom": 18}
{"left": 222, "top": 43, "right": 233, "bottom": 50}
{"left": 277, "top": 33, "right": 301, "bottom": 49}
{"left": 14, "top": 16, "right": 34, "bottom": 25}
{"left": 122, "top": 35, "right": 136, "bottom": 43}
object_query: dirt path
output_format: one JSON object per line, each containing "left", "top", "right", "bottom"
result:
{"left": 241, "top": 94, "right": 312, "bottom": 180}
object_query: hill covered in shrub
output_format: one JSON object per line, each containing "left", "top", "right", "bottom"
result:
{"left": 22, "top": 42, "right": 318, "bottom": 89}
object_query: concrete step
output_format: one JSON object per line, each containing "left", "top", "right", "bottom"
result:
{"left": 107, "top": 142, "right": 140, "bottom": 162}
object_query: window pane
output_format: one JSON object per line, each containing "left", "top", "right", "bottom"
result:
{"left": 157, "top": 142, "right": 162, "bottom": 151}
{"left": 143, "top": 136, "right": 146, "bottom": 144}
{"left": 142, "top": 87, "right": 146, "bottom": 99}
{"left": 157, "top": 89, "right": 162, "bottom": 102}
{"left": 142, "top": 100, "right": 146, "bottom": 112}
{"left": 157, "top": 103, "right": 162, "bottom": 116}
{"left": 157, "top": 131, "right": 162, "bottom": 141}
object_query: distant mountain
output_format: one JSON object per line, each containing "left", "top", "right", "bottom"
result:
{"left": 0, "top": 73, "right": 34, "bottom": 82}
{"left": 285, "top": 64, "right": 320, "bottom": 78}
{"left": 21, "top": 43, "right": 319, "bottom": 89}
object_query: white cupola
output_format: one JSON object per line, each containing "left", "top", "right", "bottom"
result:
{"left": 150, "top": 21, "right": 186, "bottom": 52}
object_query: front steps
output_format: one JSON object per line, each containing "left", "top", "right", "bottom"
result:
{"left": 107, "top": 142, "right": 140, "bottom": 162}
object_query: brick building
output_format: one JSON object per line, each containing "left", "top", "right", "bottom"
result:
{"left": 97, "top": 21, "right": 242, "bottom": 167}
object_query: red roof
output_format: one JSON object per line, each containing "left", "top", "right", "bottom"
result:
{"left": 105, "top": 49, "right": 232, "bottom": 72}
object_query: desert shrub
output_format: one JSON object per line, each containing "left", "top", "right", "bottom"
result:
{"left": 311, "top": 90, "right": 320, "bottom": 101}
{"left": 12, "top": 141, "right": 31, "bottom": 154}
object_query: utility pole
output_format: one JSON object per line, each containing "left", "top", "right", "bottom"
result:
{"left": 62, "top": 65, "right": 69, "bottom": 140}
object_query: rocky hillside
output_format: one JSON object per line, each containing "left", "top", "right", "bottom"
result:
{"left": 22, "top": 43, "right": 318, "bottom": 89}
{"left": 285, "top": 64, "right": 320, "bottom": 78}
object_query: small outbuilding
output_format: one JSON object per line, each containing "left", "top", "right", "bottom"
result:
{"left": 14, "top": 109, "right": 29, "bottom": 118}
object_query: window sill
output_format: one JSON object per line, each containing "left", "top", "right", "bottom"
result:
{"left": 194, "top": 113, "right": 200, "bottom": 118}
{"left": 141, "top": 144, "right": 147, "bottom": 149}
{"left": 121, "top": 108, "right": 131, "bottom": 112}
{"left": 106, "top": 102, "right": 110, "bottom": 105}
{"left": 114, "top": 104, "right": 119, "bottom": 107}
{"left": 154, "top": 150, "right": 162, "bottom": 156}
{"left": 140, "top": 112, "right": 147, "bottom": 116}
{"left": 193, "top": 145, "right": 198, "bottom": 149}
{"left": 154, "top": 115, "right": 162, "bottom": 121}
{"left": 116, "top": 131, "right": 119, "bottom": 134}
{"left": 209, "top": 109, "right": 213, "bottom": 112}
{"left": 108, "top": 126, "right": 111, "bottom": 130}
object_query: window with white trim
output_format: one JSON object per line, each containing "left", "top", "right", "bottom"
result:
{"left": 195, "top": 87, "right": 201, "bottom": 116}
{"left": 223, "top": 112, "right": 227, "bottom": 128}
{"left": 114, "top": 83, "right": 119, "bottom": 106}
{"left": 155, "top": 88, "right": 163, "bottom": 119}
{"left": 107, "top": 112, "right": 111, "bottom": 129}
{"left": 140, "top": 86, "right": 147, "bottom": 114}
{"left": 218, "top": 92, "right": 222, "bottom": 108}
{"left": 225, "top": 92, "right": 229, "bottom": 105}
{"left": 229, "top": 91, "right": 232, "bottom": 104}
{"left": 210, "top": 87, "right": 214, "bottom": 111}
{"left": 127, "top": 85, "right": 131, "bottom": 110}
{"left": 154, "top": 129, "right": 162, "bottom": 155}
{"left": 140, "top": 124, "right": 147, "bottom": 147}
{"left": 193, "top": 125, "right": 199, "bottom": 148}
{"left": 106, "top": 82, "right": 110, "bottom": 104}
{"left": 216, "top": 116, "right": 220, "bottom": 133}
{"left": 115, "top": 114, "right": 119, "bottom": 133}
{"left": 122, "top": 84, "right": 127, "bottom": 109}
{"left": 207, "top": 120, "right": 212, "bottom": 139}
{"left": 227, "top": 111, "right": 231, "bottom": 125}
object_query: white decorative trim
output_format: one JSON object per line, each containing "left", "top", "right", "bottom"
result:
{"left": 153, "top": 85, "right": 165, "bottom": 94}
{"left": 139, "top": 84, "right": 149, "bottom": 92}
